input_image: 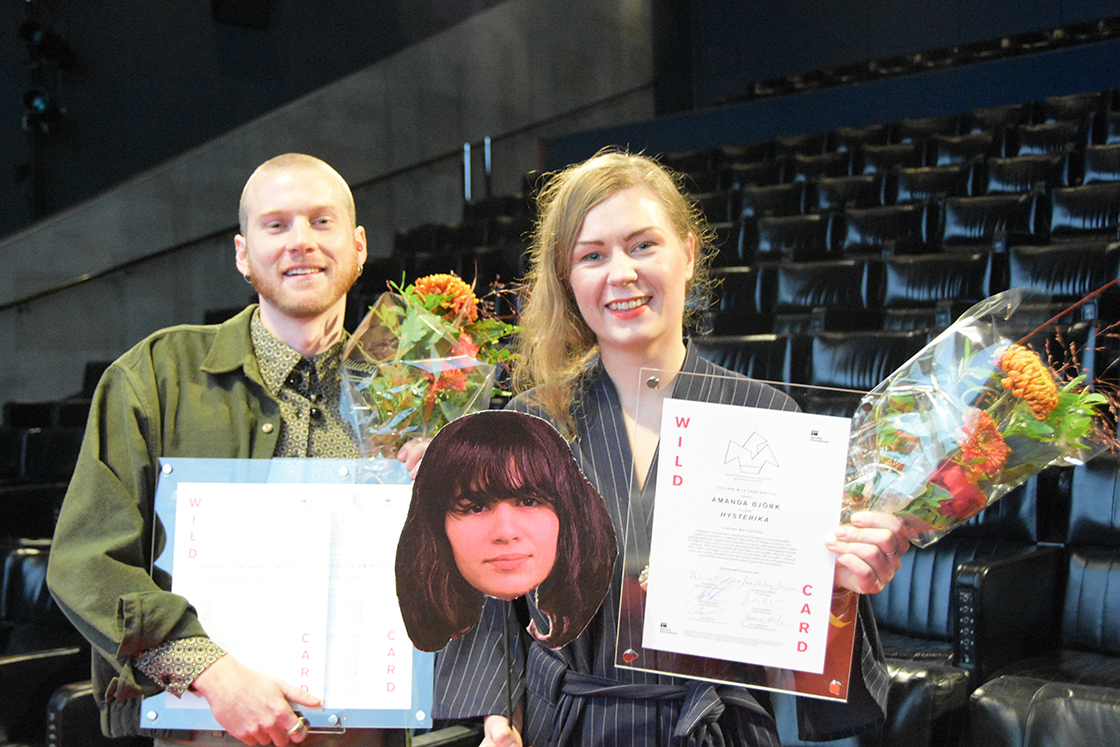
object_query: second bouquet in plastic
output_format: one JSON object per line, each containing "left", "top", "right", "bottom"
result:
{"left": 340, "top": 273, "right": 518, "bottom": 465}
{"left": 843, "top": 288, "right": 1116, "bottom": 547}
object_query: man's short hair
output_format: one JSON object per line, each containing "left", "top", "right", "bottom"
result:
{"left": 238, "top": 153, "right": 357, "bottom": 234}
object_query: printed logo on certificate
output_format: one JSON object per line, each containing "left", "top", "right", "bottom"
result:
{"left": 641, "top": 399, "right": 851, "bottom": 674}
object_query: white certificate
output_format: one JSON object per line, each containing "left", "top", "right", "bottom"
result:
{"left": 170, "top": 484, "right": 332, "bottom": 704}
{"left": 169, "top": 482, "right": 415, "bottom": 710}
{"left": 641, "top": 399, "right": 850, "bottom": 674}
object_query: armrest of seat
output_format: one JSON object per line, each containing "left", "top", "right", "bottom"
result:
{"left": 969, "top": 673, "right": 1052, "bottom": 747}
{"left": 47, "top": 680, "right": 154, "bottom": 747}
{"left": 992, "top": 229, "right": 1048, "bottom": 253}
{"left": 0, "top": 646, "right": 88, "bottom": 743}
{"left": 880, "top": 659, "right": 970, "bottom": 747}
{"left": 953, "top": 544, "right": 1064, "bottom": 687}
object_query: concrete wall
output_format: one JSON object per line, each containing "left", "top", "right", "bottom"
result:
{"left": 0, "top": 0, "right": 654, "bottom": 404}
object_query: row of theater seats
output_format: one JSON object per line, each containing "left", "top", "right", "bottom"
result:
{"left": 693, "top": 136, "right": 1120, "bottom": 204}
{"left": 662, "top": 90, "right": 1120, "bottom": 265}
{"left": 1, "top": 361, "right": 105, "bottom": 551}
{"left": 705, "top": 181, "right": 1120, "bottom": 267}
{"left": 670, "top": 88, "right": 1120, "bottom": 181}
{"left": 387, "top": 191, "right": 533, "bottom": 289}
{"left": 351, "top": 201, "right": 529, "bottom": 331}
{"left": 360, "top": 238, "right": 527, "bottom": 300}
{"left": 706, "top": 240, "right": 1120, "bottom": 337}
{"left": 0, "top": 426, "right": 82, "bottom": 554}
{"left": 723, "top": 17, "right": 1120, "bottom": 105}
{"left": 707, "top": 150, "right": 1120, "bottom": 223}
{"left": 0, "top": 540, "right": 122, "bottom": 747}
{"left": 0, "top": 344, "right": 155, "bottom": 746}
{"left": 695, "top": 319, "right": 1114, "bottom": 419}
{"left": 350, "top": 193, "right": 532, "bottom": 324}
{"left": 393, "top": 193, "right": 532, "bottom": 255}
{"left": 0, "top": 359, "right": 105, "bottom": 744}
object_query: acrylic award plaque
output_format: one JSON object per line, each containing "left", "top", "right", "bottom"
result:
{"left": 615, "top": 368, "right": 859, "bottom": 702}
{"left": 141, "top": 457, "right": 434, "bottom": 732}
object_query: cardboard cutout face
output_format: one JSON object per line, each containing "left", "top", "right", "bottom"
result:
{"left": 395, "top": 410, "right": 617, "bottom": 652}
{"left": 444, "top": 493, "right": 559, "bottom": 601}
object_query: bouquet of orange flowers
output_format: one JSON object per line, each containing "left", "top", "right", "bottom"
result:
{"left": 340, "top": 273, "right": 518, "bottom": 461}
{"left": 843, "top": 288, "right": 1116, "bottom": 547}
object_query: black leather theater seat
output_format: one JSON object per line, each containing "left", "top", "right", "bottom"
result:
{"left": 970, "top": 456, "right": 1120, "bottom": 747}
{"left": 0, "top": 544, "right": 88, "bottom": 745}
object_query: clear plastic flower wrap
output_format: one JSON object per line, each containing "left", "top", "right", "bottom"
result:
{"left": 339, "top": 273, "right": 517, "bottom": 462}
{"left": 843, "top": 288, "right": 1117, "bottom": 547}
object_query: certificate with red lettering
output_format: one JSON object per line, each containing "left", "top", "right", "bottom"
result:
{"left": 169, "top": 480, "right": 418, "bottom": 712}
{"left": 616, "top": 382, "right": 857, "bottom": 700}
{"left": 144, "top": 458, "right": 434, "bottom": 731}
{"left": 170, "top": 485, "right": 333, "bottom": 700}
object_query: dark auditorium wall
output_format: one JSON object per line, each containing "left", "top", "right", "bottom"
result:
{"left": 654, "top": 0, "right": 1118, "bottom": 113}
{"left": 0, "top": 0, "right": 502, "bottom": 241}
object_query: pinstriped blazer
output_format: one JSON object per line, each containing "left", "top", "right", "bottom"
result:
{"left": 434, "top": 345, "right": 889, "bottom": 746}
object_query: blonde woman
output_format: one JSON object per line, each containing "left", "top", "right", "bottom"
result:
{"left": 435, "top": 150, "right": 909, "bottom": 747}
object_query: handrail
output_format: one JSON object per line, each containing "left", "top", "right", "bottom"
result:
{"left": 0, "top": 227, "right": 232, "bottom": 312}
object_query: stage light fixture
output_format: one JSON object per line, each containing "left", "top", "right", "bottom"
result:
{"left": 19, "top": 19, "right": 45, "bottom": 45}
{"left": 22, "top": 87, "right": 63, "bottom": 130}
{"left": 19, "top": 19, "right": 76, "bottom": 67}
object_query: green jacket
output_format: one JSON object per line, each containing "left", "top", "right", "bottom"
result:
{"left": 47, "top": 305, "right": 282, "bottom": 737}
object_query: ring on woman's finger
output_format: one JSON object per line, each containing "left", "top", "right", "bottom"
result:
{"left": 287, "top": 716, "right": 309, "bottom": 736}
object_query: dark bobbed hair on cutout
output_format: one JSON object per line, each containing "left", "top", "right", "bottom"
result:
{"left": 395, "top": 410, "right": 616, "bottom": 652}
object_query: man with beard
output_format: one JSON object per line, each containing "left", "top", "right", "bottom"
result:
{"left": 48, "top": 154, "right": 411, "bottom": 747}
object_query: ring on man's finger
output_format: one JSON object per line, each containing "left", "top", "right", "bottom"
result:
{"left": 287, "top": 716, "right": 309, "bottom": 736}
{"left": 885, "top": 547, "right": 899, "bottom": 557}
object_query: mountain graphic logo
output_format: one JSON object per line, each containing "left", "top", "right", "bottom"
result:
{"left": 724, "top": 432, "right": 779, "bottom": 475}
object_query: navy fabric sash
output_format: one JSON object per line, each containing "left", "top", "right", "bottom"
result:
{"left": 542, "top": 663, "right": 780, "bottom": 747}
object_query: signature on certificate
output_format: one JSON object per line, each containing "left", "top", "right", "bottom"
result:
{"left": 682, "top": 568, "right": 797, "bottom": 630}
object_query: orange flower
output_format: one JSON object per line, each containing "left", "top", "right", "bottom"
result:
{"left": 430, "top": 368, "right": 468, "bottom": 393}
{"left": 413, "top": 273, "right": 479, "bottom": 323}
{"left": 998, "top": 344, "right": 1059, "bottom": 420}
{"left": 452, "top": 332, "right": 480, "bottom": 360}
{"left": 958, "top": 410, "right": 1010, "bottom": 477}
{"left": 422, "top": 368, "right": 469, "bottom": 419}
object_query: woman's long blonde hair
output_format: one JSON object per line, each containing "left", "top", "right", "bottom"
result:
{"left": 514, "top": 149, "right": 715, "bottom": 435}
